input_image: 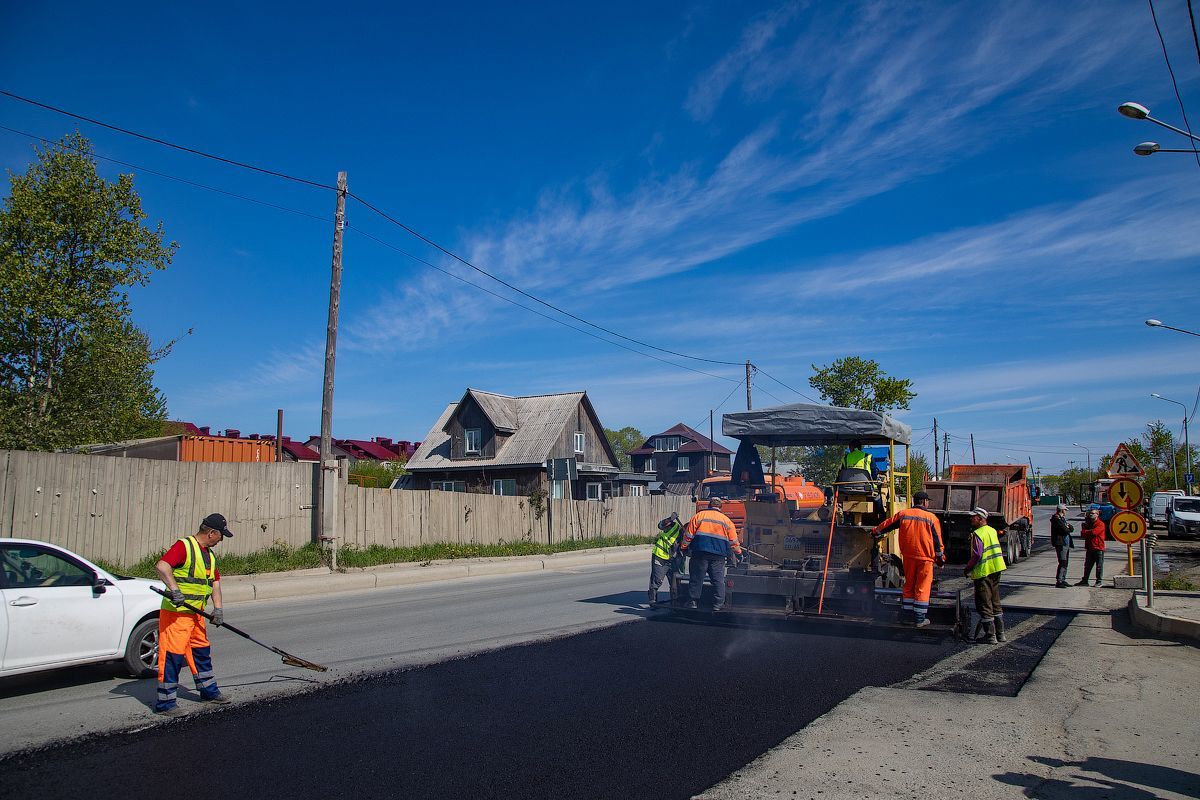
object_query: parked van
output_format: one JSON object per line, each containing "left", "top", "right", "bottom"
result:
{"left": 1166, "top": 495, "right": 1200, "bottom": 538}
{"left": 1150, "top": 490, "right": 1185, "bottom": 528}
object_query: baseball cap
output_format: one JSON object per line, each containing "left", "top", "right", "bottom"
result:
{"left": 709, "top": 496, "right": 724, "bottom": 507}
{"left": 913, "top": 491, "right": 930, "bottom": 502}
{"left": 1056, "top": 504, "right": 1068, "bottom": 512}
{"left": 201, "top": 513, "right": 234, "bottom": 538}
{"left": 969, "top": 507, "right": 989, "bottom": 519}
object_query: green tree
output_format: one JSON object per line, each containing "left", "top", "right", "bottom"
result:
{"left": 604, "top": 426, "right": 644, "bottom": 471}
{"left": 0, "top": 133, "right": 178, "bottom": 450}
{"left": 808, "top": 356, "right": 916, "bottom": 411}
{"left": 907, "top": 451, "right": 930, "bottom": 491}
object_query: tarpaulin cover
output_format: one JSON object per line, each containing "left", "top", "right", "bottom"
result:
{"left": 722, "top": 403, "right": 912, "bottom": 446}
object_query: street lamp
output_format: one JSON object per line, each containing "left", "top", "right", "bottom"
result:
{"left": 1072, "top": 442, "right": 1092, "bottom": 474}
{"left": 1145, "top": 319, "right": 1200, "bottom": 338}
{"left": 1119, "top": 101, "right": 1200, "bottom": 144}
{"left": 1151, "top": 393, "right": 1192, "bottom": 494}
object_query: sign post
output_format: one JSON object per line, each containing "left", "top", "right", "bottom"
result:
{"left": 1106, "top": 446, "right": 1148, "bottom": 580}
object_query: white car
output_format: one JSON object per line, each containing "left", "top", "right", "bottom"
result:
{"left": 1166, "top": 496, "right": 1200, "bottom": 539}
{"left": 1, "top": 538, "right": 162, "bottom": 678}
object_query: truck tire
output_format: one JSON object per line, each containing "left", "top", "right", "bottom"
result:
{"left": 123, "top": 617, "right": 159, "bottom": 678}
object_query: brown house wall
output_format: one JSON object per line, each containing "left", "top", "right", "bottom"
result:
{"left": 446, "top": 397, "right": 501, "bottom": 460}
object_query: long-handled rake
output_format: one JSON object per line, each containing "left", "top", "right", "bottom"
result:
{"left": 151, "top": 586, "right": 329, "bottom": 672}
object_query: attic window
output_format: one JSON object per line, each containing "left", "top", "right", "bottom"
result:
{"left": 574, "top": 431, "right": 585, "bottom": 454}
{"left": 655, "top": 436, "right": 681, "bottom": 452}
{"left": 465, "top": 428, "right": 482, "bottom": 455}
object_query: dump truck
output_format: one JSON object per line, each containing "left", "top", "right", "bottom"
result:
{"left": 671, "top": 403, "right": 967, "bottom": 634}
{"left": 923, "top": 464, "right": 1034, "bottom": 566}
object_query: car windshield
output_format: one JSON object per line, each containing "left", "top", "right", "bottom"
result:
{"left": 1173, "top": 500, "right": 1200, "bottom": 513}
{"left": 700, "top": 481, "right": 749, "bottom": 501}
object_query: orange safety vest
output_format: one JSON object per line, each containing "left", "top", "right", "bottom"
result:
{"left": 682, "top": 509, "right": 742, "bottom": 557}
{"left": 873, "top": 507, "right": 944, "bottom": 562}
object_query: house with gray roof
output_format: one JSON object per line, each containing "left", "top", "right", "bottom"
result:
{"left": 405, "top": 388, "right": 639, "bottom": 500}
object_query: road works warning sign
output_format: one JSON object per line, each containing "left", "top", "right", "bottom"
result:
{"left": 1109, "top": 510, "right": 1147, "bottom": 545}
{"left": 1109, "top": 478, "right": 1144, "bottom": 510}
{"left": 1105, "top": 443, "right": 1146, "bottom": 478}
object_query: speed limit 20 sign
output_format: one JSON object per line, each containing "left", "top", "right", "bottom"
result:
{"left": 1109, "top": 510, "right": 1147, "bottom": 545}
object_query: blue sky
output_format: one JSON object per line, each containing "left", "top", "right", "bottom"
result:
{"left": 2, "top": 1, "right": 1199, "bottom": 473}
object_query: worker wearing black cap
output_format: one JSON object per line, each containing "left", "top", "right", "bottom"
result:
{"left": 153, "top": 513, "right": 234, "bottom": 715}
{"left": 872, "top": 491, "right": 945, "bottom": 627}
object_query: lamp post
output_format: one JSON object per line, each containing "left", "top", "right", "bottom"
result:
{"left": 1072, "top": 442, "right": 1092, "bottom": 475}
{"left": 1119, "top": 102, "right": 1200, "bottom": 159}
{"left": 1152, "top": 393, "right": 1192, "bottom": 495}
{"left": 1145, "top": 319, "right": 1200, "bottom": 338}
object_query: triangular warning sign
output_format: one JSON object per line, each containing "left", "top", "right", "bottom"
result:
{"left": 1106, "top": 443, "right": 1146, "bottom": 478}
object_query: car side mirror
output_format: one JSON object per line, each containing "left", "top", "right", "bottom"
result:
{"left": 91, "top": 572, "right": 107, "bottom": 595}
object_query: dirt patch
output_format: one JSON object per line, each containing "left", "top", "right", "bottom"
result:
{"left": 1151, "top": 537, "right": 1200, "bottom": 588}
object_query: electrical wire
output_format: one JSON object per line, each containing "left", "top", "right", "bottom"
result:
{"left": 0, "top": 124, "right": 329, "bottom": 222}
{"left": 347, "top": 193, "right": 744, "bottom": 368}
{"left": 1188, "top": 0, "right": 1200, "bottom": 68}
{"left": 0, "top": 89, "right": 337, "bottom": 190}
{"left": 1147, "top": 0, "right": 1200, "bottom": 167}
{"left": 693, "top": 378, "right": 748, "bottom": 429}
{"left": 756, "top": 385, "right": 788, "bottom": 406}
{"left": 752, "top": 365, "right": 822, "bottom": 404}
{"left": 349, "top": 227, "right": 740, "bottom": 384}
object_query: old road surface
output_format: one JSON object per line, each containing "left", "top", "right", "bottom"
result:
{"left": 1, "top": 543, "right": 1064, "bottom": 799}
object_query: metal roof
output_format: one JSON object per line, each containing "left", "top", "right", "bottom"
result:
{"left": 407, "top": 390, "right": 618, "bottom": 471}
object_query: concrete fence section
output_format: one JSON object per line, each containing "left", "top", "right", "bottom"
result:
{"left": 0, "top": 450, "right": 693, "bottom": 565}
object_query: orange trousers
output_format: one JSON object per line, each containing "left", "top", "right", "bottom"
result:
{"left": 157, "top": 609, "right": 209, "bottom": 680}
{"left": 901, "top": 558, "right": 933, "bottom": 623}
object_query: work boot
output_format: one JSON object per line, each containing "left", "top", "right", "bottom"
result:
{"left": 1074, "top": 580, "right": 1089, "bottom": 586}
{"left": 202, "top": 692, "right": 231, "bottom": 704}
{"left": 914, "top": 618, "right": 931, "bottom": 629}
{"left": 982, "top": 622, "right": 998, "bottom": 645}
{"left": 685, "top": 600, "right": 698, "bottom": 610}
{"left": 994, "top": 617, "right": 1007, "bottom": 643}
{"left": 155, "top": 706, "right": 187, "bottom": 717}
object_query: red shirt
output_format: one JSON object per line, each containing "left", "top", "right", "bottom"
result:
{"left": 1081, "top": 519, "right": 1106, "bottom": 551}
{"left": 161, "top": 539, "right": 221, "bottom": 580}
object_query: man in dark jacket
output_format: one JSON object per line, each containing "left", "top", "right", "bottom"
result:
{"left": 1050, "top": 505, "right": 1074, "bottom": 588}
{"left": 1076, "top": 508, "right": 1106, "bottom": 586}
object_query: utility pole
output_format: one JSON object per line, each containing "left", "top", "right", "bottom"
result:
{"left": 943, "top": 432, "right": 950, "bottom": 472}
{"left": 318, "top": 171, "right": 347, "bottom": 565}
{"left": 970, "top": 433, "right": 977, "bottom": 464}
{"left": 276, "top": 408, "right": 284, "bottom": 462}
{"left": 933, "top": 418, "right": 939, "bottom": 478}
{"left": 745, "top": 361, "right": 753, "bottom": 410}
{"left": 709, "top": 410, "right": 715, "bottom": 475}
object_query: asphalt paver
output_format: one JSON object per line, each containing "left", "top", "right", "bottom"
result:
{"left": 3, "top": 611, "right": 971, "bottom": 800}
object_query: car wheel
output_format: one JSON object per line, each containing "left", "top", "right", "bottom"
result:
{"left": 123, "top": 617, "right": 159, "bottom": 678}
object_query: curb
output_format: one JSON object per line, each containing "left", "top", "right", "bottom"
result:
{"left": 220, "top": 545, "right": 652, "bottom": 603}
{"left": 1127, "top": 593, "right": 1200, "bottom": 644}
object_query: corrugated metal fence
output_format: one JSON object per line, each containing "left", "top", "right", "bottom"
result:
{"left": 0, "top": 450, "right": 691, "bottom": 566}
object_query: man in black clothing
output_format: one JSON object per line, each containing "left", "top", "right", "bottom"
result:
{"left": 1050, "top": 504, "right": 1074, "bottom": 588}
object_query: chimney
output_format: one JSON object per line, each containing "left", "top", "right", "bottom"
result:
{"left": 199, "top": 426, "right": 211, "bottom": 436}
{"left": 225, "top": 428, "right": 241, "bottom": 439}
{"left": 375, "top": 437, "right": 392, "bottom": 447}
{"left": 248, "top": 433, "right": 260, "bottom": 440}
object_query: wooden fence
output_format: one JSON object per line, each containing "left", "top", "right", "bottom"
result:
{"left": 0, "top": 450, "right": 692, "bottom": 566}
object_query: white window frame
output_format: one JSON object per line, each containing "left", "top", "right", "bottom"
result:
{"left": 465, "top": 428, "right": 482, "bottom": 455}
{"left": 676, "top": 455, "right": 690, "bottom": 472}
{"left": 654, "top": 436, "right": 680, "bottom": 452}
{"left": 574, "top": 431, "right": 585, "bottom": 454}
{"left": 627, "top": 485, "right": 645, "bottom": 497}
{"left": 551, "top": 480, "right": 568, "bottom": 499}
{"left": 586, "top": 482, "right": 602, "bottom": 501}
{"left": 492, "top": 478, "right": 517, "bottom": 496}
{"left": 437, "top": 481, "right": 466, "bottom": 492}
{"left": 644, "top": 457, "right": 656, "bottom": 473}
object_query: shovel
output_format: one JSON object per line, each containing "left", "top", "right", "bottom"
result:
{"left": 151, "top": 586, "right": 329, "bottom": 672}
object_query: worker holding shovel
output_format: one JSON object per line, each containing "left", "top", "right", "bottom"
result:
{"left": 153, "top": 513, "right": 234, "bottom": 716}
{"left": 647, "top": 511, "right": 683, "bottom": 607}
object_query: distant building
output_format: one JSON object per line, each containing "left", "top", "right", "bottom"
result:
{"left": 405, "top": 388, "right": 644, "bottom": 499}
{"left": 301, "top": 436, "right": 417, "bottom": 466}
{"left": 627, "top": 423, "right": 733, "bottom": 496}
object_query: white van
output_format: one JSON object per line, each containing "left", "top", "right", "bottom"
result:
{"left": 1150, "top": 490, "right": 1185, "bottom": 528}
{"left": 1166, "top": 495, "right": 1200, "bottom": 538}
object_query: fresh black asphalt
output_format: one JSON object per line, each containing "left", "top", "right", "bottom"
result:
{"left": 0, "top": 597, "right": 1057, "bottom": 800}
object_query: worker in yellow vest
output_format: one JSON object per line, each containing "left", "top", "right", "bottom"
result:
{"left": 963, "top": 507, "right": 1007, "bottom": 644}
{"left": 153, "top": 513, "right": 233, "bottom": 715}
{"left": 647, "top": 512, "right": 683, "bottom": 607}
{"left": 842, "top": 440, "right": 873, "bottom": 475}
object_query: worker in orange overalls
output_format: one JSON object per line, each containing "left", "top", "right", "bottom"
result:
{"left": 872, "top": 491, "right": 945, "bottom": 628}
{"left": 153, "top": 513, "right": 233, "bottom": 715}
{"left": 680, "top": 497, "right": 743, "bottom": 612}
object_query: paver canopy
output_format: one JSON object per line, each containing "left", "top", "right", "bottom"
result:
{"left": 722, "top": 403, "right": 912, "bottom": 447}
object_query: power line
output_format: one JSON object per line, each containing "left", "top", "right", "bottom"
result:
{"left": 0, "top": 89, "right": 337, "bottom": 190}
{"left": 756, "top": 385, "right": 788, "bottom": 406}
{"left": 0, "top": 124, "right": 329, "bottom": 223}
{"left": 347, "top": 193, "right": 744, "bottom": 368}
{"left": 1147, "top": 0, "right": 1200, "bottom": 167}
{"left": 752, "top": 365, "right": 821, "bottom": 404}
{"left": 349, "top": 227, "right": 740, "bottom": 384}
{"left": 694, "top": 378, "right": 748, "bottom": 429}
{"left": 1187, "top": 0, "right": 1200, "bottom": 68}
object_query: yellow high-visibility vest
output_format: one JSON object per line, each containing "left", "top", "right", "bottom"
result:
{"left": 969, "top": 525, "right": 1007, "bottom": 580}
{"left": 843, "top": 449, "right": 872, "bottom": 473}
{"left": 161, "top": 536, "right": 216, "bottom": 613}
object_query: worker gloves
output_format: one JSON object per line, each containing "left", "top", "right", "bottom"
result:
{"left": 212, "top": 608, "right": 224, "bottom": 626}
{"left": 169, "top": 589, "right": 186, "bottom": 607}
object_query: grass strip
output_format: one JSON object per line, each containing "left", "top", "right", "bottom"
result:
{"left": 1153, "top": 572, "right": 1200, "bottom": 591}
{"left": 96, "top": 535, "right": 654, "bottom": 579}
